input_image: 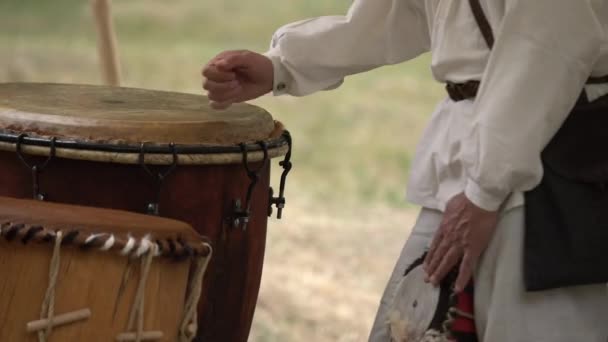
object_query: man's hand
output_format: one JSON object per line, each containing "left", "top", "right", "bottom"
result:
{"left": 424, "top": 193, "right": 499, "bottom": 292}
{"left": 202, "top": 50, "right": 274, "bottom": 110}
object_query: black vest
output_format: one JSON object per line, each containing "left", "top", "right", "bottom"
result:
{"left": 463, "top": 0, "right": 608, "bottom": 291}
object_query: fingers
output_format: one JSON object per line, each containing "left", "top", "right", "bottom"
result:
{"left": 210, "top": 100, "right": 233, "bottom": 110}
{"left": 202, "top": 64, "right": 236, "bottom": 83}
{"left": 203, "top": 68, "right": 242, "bottom": 111}
{"left": 206, "top": 83, "right": 242, "bottom": 103}
{"left": 428, "top": 245, "right": 461, "bottom": 286}
{"left": 425, "top": 225, "right": 452, "bottom": 278}
{"left": 202, "top": 50, "right": 272, "bottom": 110}
{"left": 202, "top": 51, "right": 250, "bottom": 111}
{"left": 424, "top": 229, "right": 444, "bottom": 271}
{"left": 455, "top": 252, "right": 476, "bottom": 293}
{"left": 203, "top": 79, "right": 239, "bottom": 93}
{"left": 215, "top": 52, "right": 250, "bottom": 71}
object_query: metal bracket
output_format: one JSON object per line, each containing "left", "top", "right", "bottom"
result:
{"left": 229, "top": 199, "right": 250, "bottom": 230}
{"left": 15, "top": 134, "right": 56, "bottom": 201}
{"left": 139, "top": 142, "right": 178, "bottom": 215}
{"left": 268, "top": 131, "right": 292, "bottom": 219}
{"left": 230, "top": 141, "right": 269, "bottom": 231}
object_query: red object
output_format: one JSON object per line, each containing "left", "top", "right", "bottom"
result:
{"left": 449, "top": 283, "right": 478, "bottom": 342}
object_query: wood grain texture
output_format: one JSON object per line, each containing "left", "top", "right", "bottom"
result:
{"left": 0, "top": 83, "right": 275, "bottom": 145}
{"left": 0, "top": 200, "right": 196, "bottom": 342}
{"left": 0, "top": 196, "right": 201, "bottom": 242}
{"left": 0, "top": 152, "right": 272, "bottom": 342}
{"left": 0, "top": 82, "right": 282, "bottom": 341}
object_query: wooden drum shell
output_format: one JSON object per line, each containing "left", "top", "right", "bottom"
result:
{"left": 0, "top": 152, "right": 271, "bottom": 342}
{"left": 0, "top": 242, "right": 191, "bottom": 342}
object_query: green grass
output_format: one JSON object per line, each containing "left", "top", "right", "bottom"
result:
{"left": 1, "top": 2, "right": 444, "bottom": 340}
{"left": 1, "top": 0, "right": 443, "bottom": 209}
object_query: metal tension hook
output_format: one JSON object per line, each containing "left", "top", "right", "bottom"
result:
{"left": 268, "top": 131, "right": 292, "bottom": 219}
{"left": 15, "top": 134, "right": 56, "bottom": 201}
{"left": 139, "top": 142, "right": 178, "bottom": 215}
{"left": 231, "top": 141, "right": 269, "bottom": 231}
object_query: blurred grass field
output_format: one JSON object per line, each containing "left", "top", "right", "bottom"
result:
{"left": 1, "top": 0, "right": 444, "bottom": 340}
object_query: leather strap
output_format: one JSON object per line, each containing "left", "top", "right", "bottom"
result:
{"left": 469, "top": 0, "right": 494, "bottom": 49}
{"left": 445, "top": 81, "right": 480, "bottom": 102}
{"left": 450, "top": 0, "right": 605, "bottom": 101}
{"left": 587, "top": 75, "right": 608, "bottom": 84}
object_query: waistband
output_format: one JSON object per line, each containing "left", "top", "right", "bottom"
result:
{"left": 445, "top": 80, "right": 606, "bottom": 105}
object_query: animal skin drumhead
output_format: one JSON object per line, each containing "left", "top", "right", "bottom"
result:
{"left": 387, "top": 262, "right": 441, "bottom": 342}
{"left": 0, "top": 82, "right": 276, "bottom": 145}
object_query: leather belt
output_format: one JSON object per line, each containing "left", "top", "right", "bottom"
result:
{"left": 445, "top": 81, "right": 480, "bottom": 102}
{"left": 445, "top": 80, "right": 606, "bottom": 104}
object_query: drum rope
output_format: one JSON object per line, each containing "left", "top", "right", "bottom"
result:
{"left": 126, "top": 242, "right": 157, "bottom": 342}
{"left": 38, "top": 230, "right": 63, "bottom": 342}
{"left": 0, "top": 223, "right": 210, "bottom": 258}
{"left": 178, "top": 244, "right": 213, "bottom": 342}
{"left": 1, "top": 222, "right": 213, "bottom": 340}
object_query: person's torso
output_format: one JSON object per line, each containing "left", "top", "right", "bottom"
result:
{"left": 424, "top": 0, "right": 608, "bottom": 84}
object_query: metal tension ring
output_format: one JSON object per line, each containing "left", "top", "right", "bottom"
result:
{"left": 15, "top": 135, "right": 57, "bottom": 201}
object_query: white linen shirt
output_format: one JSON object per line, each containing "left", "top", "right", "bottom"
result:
{"left": 264, "top": 0, "right": 608, "bottom": 211}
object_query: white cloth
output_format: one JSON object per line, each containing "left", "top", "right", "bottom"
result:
{"left": 368, "top": 208, "right": 608, "bottom": 342}
{"left": 264, "top": 0, "right": 608, "bottom": 211}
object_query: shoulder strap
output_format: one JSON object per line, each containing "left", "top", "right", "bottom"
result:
{"left": 468, "top": 0, "right": 605, "bottom": 86}
{"left": 469, "top": 0, "right": 494, "bottom": 49}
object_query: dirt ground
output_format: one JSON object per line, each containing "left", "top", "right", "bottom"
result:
{"left": 250, "top": 199, "right": 418, "bottom": 342}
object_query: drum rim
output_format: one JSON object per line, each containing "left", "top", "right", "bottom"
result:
{"left": 0, "top": 129, "right": 289, "bottom": 155}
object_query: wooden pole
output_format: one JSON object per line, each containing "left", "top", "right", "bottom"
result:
{"left": 92, "top": 0, "right": 121, "bottom": 86}
{"left": 26, "top": 308, "right": 92, "bottom": 332}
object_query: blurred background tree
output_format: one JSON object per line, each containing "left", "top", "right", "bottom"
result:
{"left": 0, "top": 1, "right": 443, "bottom": 340}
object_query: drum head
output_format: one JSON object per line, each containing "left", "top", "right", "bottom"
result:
{"left": 0, "top": 83, "right": 275, "bottom": 145}
{"left": 387, "top": 254, "right": 454, "bottom": 342}
{"left": 389, "top": 266, "right": 441, "bottom": 340}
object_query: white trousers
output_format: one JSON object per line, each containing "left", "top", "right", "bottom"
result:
{"left": 368, "top": 207, "right": 608, "bottom": 342}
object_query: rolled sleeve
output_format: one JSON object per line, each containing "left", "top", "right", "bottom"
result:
{"left": 263, "top": 52, "right": 292, "bottom": 96}
{"left": 465, "top": 178, "right": 507, "bottom": 211}
{"left": 263, "top": 0, "right": 430, "bottom": 97}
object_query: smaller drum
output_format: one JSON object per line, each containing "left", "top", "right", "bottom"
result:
{"left": 386, "top": 254, "right": 477, "bottom": 342}
{"left": 0, "top": 196, "right": 212, "bottom": 342}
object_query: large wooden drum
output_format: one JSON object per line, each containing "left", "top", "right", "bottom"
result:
{"left": 0, "top": 83, "right": 293, "bottom": 342}
{"left": 0, "top": 196, "right": 211, "bottom": 342}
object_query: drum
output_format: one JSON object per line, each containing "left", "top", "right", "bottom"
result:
{"left": 0, "top": 196, "right": 211, "bottom": 342}
{"left": 0, "top": 83, "right": 293, "bottom": 341}
{"left": 387, "top": 254, "right": 477, "bottom": 342}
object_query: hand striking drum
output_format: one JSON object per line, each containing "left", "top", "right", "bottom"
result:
{"left": 0, "top": 82, "right": 292, "bottom": 341}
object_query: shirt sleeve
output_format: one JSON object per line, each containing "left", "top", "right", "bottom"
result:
{"left": 263, "top": 0, "right": 430, "bottom": 96}
{"left": 462, "top": 0, "right": 605, "bottom": 211}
